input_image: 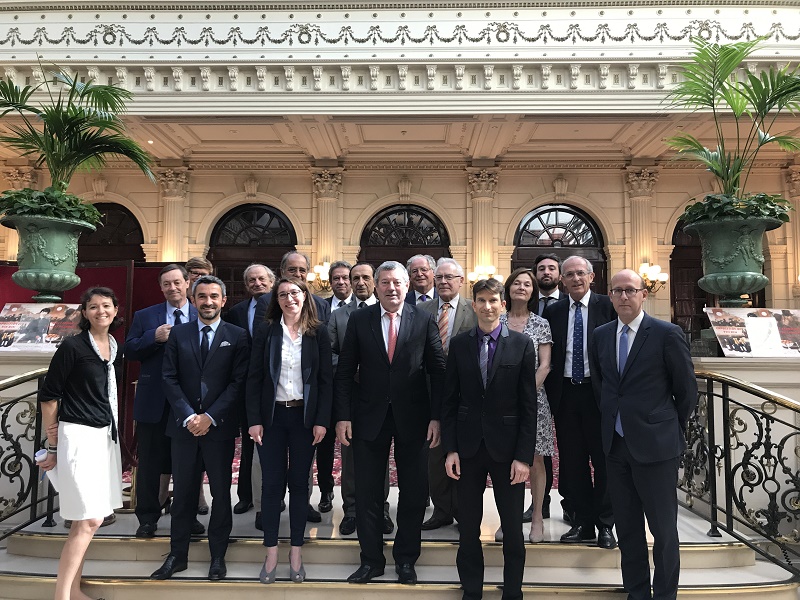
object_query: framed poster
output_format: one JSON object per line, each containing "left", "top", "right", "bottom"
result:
{"left": 0, "top": 303, "right": 80, "bottom": 352}
{"left": 705, "top": 307, "right": 800, "bottom": 357}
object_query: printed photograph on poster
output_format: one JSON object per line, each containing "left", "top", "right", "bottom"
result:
{"left": 705, "top": 307, "right": 800, "bottom": 357}
{"left": 0, "top": 303, "right": 81, "bottom": 352}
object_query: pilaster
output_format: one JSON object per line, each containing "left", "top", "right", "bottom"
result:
{"left": 625, "top": 166, "right": 660, "bottom": 269}
{"left": 158, "top": 167, "right": 190, "bottom": 263}
{"left": 467, "top": 167, "right": 500, "bottom": 271}
{"left": 311, "top": 168, "right": 344, "bottom": 265}
{"left": 786, "top": 167, "right": 800, "bottom": 305}
{"left": 1, "top": 167, "right": 38, "bottom": 261}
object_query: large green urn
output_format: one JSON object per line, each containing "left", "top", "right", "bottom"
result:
{"left": 684, "top": 216, "right": 781, "bottom": 308}
{"left": 1, "top": 214, "right": 95, "bottom": 303}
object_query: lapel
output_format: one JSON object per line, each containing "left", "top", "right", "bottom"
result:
{"left": 620, "top": 313, "right": 650, "bottom": 382}
{"left": 586, "top": 292, "right": 598, "bottom": 333}
{"left": 268, "top": 322, "right": 282, "bottom": 392}
{"left": 395, "top": 304, "right": 415, "bottom": 358}
{"left": 369, "top": 306, "right": 390, "bottom": 365}
{"left": 189, "top": 322, "right": 202, "bottom": 366}
{"left": 451, "top": 297, "right": 467, "bottom": 333}
{"left": 188, "top": 303, "right": 198, "bottom": 322}
{"left": 554, "top": 297, "right": 570, "bottom": 343}
{"left": 487, "top": 324, "right": 509, "bottom": 386}
{"left": 203, "top": 320, "right": 225, "bottom": 366}
{"left": 467, "top": 328, "right": 483, "bottom": 389}
{"left": 301, "top": 332, "right": 313, "bottom": 383}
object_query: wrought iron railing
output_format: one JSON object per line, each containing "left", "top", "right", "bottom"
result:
{"left": 681, "top": 370, "right": 800, "bottom": 574}
{"left": 0, "top": 368, "right": 57, "bottom": 540}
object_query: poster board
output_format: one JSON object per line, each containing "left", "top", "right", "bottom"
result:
{"left": 0, "top": 302, "right": 80, "bottom": 352}
{"left": 705, "top": 307, "right": 800, "bottom": 357}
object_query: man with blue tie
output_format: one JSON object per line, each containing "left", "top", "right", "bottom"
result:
{"left": 590, "top": 270, "right": 697, "bottom": 600}
{"left": 404, "top": 254, "right": 437, "bottom": 305}
{"left": 125, "top": 264, "right": 198, "bottom": 538}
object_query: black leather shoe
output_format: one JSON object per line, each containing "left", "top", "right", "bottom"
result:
{"left": 597, "top": 526, "right": 617, "bottom": 549}
{"left": 150, "top": 555, "right": 187, "bottom": 580}
{"left": 395, "top": 563, "right": 417, "bottom": 585}
{"left": 191, "top": 519, "right": 206, "bottom": 536}
{"left": 542, "top": 504, "right": 550, "bottom": 519}
{"left": 307, "top": 504, "right": 322, "bottom": 523}
{"left": 233, "top": 500, "right": 253, "bottom": 514}
{"left": 208, "top": 557, "right": 227, "bottom": 580}
{"left": 563, "top": 512, "right": 573, "bottom": 525}
{"left": 347, "top": 564, "right": 384, "bottom": 584}
{"left": 197, "top": 505, "right": 209, "bottom": 516}
{"left": 135, "top": 522, "right": 156, "bottom": 538}
{"left": 522, "top": 504, "right": 533, "bottom": 523}
{"left": 339, "top": 515, "right": 356, "bottom": 535}
{"left": 383, "top": 513, "right": 395, "bottom": 534}
{"left": 560, "top": 524, "right": 596, "bottom": 543}
{"left": 254, "top": 511, "right": 262, "bottom": 531}
{"left": 318, "top": 491, "right": 334, "bottom": 513}
{"left": 421, "top": 514, "right": 453, "bottom": 530}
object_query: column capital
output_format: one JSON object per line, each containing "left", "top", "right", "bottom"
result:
{"left": 625, "top": 166, "right": 660, "bottom": 198}
{"left": 1, "top": 166, "right": 37, "bottom": 190}
{"left": 92, "top": 177, "right": 107, "bottom": 201}
{"left": 786, "top": 166, "right": 800, "bottom": 200}
{"left": 311, "top": 168, "right": 343, "bottom": 200}
{"left": 467, "top": 167, "right": 500, "bottom": 200}
{"left": 158, "top": 167, "right": 190, "bottom": 199}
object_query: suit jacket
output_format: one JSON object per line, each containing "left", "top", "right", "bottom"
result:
{"left": 162, "top": 320, "right": 250, "bottom": 441}
{"left": 589, "top": 313, "right": 697, "bottom": 464}
{"left": 253, "top": 292, "right": 331, "bottom": 328}
{"left": 417, "top": 295, "right": 477, "bottom": 352}
{"left": 246, "top": 321, "right": 333, "bottom": 430}
{"left": 334, "top": 302, "right": 446, "bottom": 442}
{"left": 328, "top": 302, "right": 357, "bottom": 375}
{"left": 441, "top": 325, "right": 538, "bottom": 464}
{"left": 328, "top": 295, "right": 356, "bottom": 309}
{"left": 223, "top": 297, "right": 252, "bottom": 337}
{"left": 124, "top": 302, "right": 198, "bottom": 423}
{"left": 542, "top": 292, "right": 616, "bottom": 413}
{"left": 404, "top": 288, "right": 437, "bottom": 305}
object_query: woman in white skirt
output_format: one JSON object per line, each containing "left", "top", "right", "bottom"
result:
{"left": 39, "top": 286, "right": 124, "bottom": 600}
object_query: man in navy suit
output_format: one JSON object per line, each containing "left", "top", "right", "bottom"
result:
{"left": 223, "top": 263, "right": 274, "bottom": 516}
{"left": 152, "top": 275, "right": 249, "bottom": 582}
{"left": 125, "top": 264, "right": 198, "bottom": 538}
{"left": 404, "top": 254, "right": 437, "bottom": 305}
{"left": 542, "top": 255, "right": 617, "bottom": 549}
{"left": 590, "top": 270, "right": 697, "bottom": 600}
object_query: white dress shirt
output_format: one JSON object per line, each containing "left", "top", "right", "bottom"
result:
{"left": 380, "top": 305, "right": 403, "bottom": 352}
{"left": 414, "top": 289, "right": 434, "bottom": 304}
{"left": 276, "top": 317, "right": 304, "bottom": 402}
{"left": 357, "top": 295, "right": 378, "bottom": 308}
{"left": 538, "top": 290, "right": 560, "bottom": 316}
{"left": 331, "top": 295, "right": 354, "bottom": 312}
{"left": 166, "top": 300, "right": 190, "bottom": 325}
{"left": 564, "top": 290, "right": 591, "bottom": 379}
{"left": 617, "top": 311, "right": 645, "bottom": 372}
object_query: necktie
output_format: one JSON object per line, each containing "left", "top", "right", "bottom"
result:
{"left": 419, "top": 294, "right": 429, "bottom": 303}
{"left": 338, "top": 300, "right": 346, "bottom": 308}
{"left": 173, "top": 309, "right": 183, "bottom": 325}
{"left": 200, "top": 325, "right": 211, "bottom": 364}
{"left": 387, "top": 312, "right": 397, "bottom": 363}
{"left": 480, "top": 335, "right": 489, "bottom": 387}
{"left": 358, "top": 301, "right": 366, "bottom": 309}
{"left": 438, "top": 303, "right": 450, "bottom": 353}
{"left": 615, "top": 324, "right": 630, "bottom": 436}
{"left": 571, "top": 301, "right": 584, "bottom": 382}
{"left": 539, "top": 296, "right": 552, "bottom": 316}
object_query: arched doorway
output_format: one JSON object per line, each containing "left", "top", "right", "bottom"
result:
{"left": 358, "top": 204, "right": 451, "bottom": 266}
{"left": 511, "top": 204, "right": 607, "bottom": 293}
{"left": 78, "top": 202, "right": 145, "bottom": 262}
{"left": 207, "top": 203, "right": 297, "bottom": 307}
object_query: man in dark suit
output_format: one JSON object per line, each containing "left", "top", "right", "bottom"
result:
{"left": 335, "top": 260, "right": 446, "bottom": 585}
{"left": 418, "top": 257, "right": 476, "bottom": 530}
{"left": 327, "top": 260, "right": 355, "bottom": 311}
{"left": 223, "top": 263, "right": 274, "bottom": 517}
{"left": 152, "top": 275, "right": 249, "bottom": 582}
{"left": 542, "top": 255, "right": 617, "bottom": 549}
{"left": 125, "top": 264, "right": 198, "bottom": 538}
{"left": 590, "top": 270, "right": 697, "bottom": 600}
{"left": 442, "top": 277, "right": 537, "bottom": 600}
{"left": 404, "top": 254, "right": 437, "bottom": 305}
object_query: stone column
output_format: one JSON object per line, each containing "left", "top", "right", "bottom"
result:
{"left": 1, "top": 167, "right": 38, "bottom": 261}
{"left": 311, "top": 168, "right": 343, "bottom": 264}
{"left": 158, "top": 168, "right": 190, "bottom": 263}
{"left": 625, "top": 167, "right": 660, "bottom": 270}
{"left": 467, "top": 168, "right": 500, "bottom": 272}
{"left": 787, "top": 167, "right": 800, "bottom": 305}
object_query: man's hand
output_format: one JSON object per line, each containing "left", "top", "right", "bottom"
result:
{"left": 312, "top": 426, "right": 327, "bottom": 445}
{"left": 249, "top": 425, "right": 264, "bottom": 446}
{"left": 510, "top": 460, "right": 530, "bottom": 485}
{"left": 336, "top": 421, "right": 352, "bottom": 446}
{"left": 155, "top": 323, "right": 173, "bottom": 343}
{"left": 187, "top": 413, "right": 212, "bottom": 437}
{"left": 445, "top": 452, "right": 461, "bottom": 480}
{"left": 427, "top": 419, "right": 441, "bottom": 448}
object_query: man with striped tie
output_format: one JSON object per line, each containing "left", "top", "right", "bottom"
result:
{"left": 418, "top": 258, "right": 476, "bottom": 530}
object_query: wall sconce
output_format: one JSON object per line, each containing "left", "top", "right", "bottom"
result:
{"left": 306, "top": 262, "right": 331, "bottom": 293}
{"left": 639, "top": 262, "right": 668, "bottom": 293}
{"left": 467, "top": 265, "right": 504, "bottom": 287}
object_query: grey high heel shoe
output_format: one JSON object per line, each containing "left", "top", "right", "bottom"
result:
{"left": 259, "top": 558, "right": 277, "bottom": 584}
{"left": 289, "top": 554, "right": 306, "bottom": 583}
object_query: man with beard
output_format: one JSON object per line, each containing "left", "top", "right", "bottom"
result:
{"left": 404, "top": 254, "right": 437, "bottom": 305}
{"left": 153, "top": 275, "right": 249, "bottom": 581}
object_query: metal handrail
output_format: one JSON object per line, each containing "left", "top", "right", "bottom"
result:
{"left": 693, "top": 369, "right": 800, "bottom": 412}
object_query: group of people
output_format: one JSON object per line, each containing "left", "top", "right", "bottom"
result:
{"left": 38, "top": 248, "right": 697, "bottom": 600}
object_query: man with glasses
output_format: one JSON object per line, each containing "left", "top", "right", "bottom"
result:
{"left": 418, "top": 258, "right": 476, "bottom": 530}
{"left": 405, "top": 254, "right": 438, "bottom": 305}
{"left": 542, "top": 255, "right": 617, "bottom": 549}
{"left": 590, "top": 270, "right": 696, "bottom": 600}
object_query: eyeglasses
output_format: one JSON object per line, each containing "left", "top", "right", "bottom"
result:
{"left": 277, "top": 290, "right": 304, "bottom": 301}
{"left": 610, "top": 288, "right": 644, "bottom": 298}
{"left": 410, "top": 267, "right": 431, "bottom": 275}
{"left": 434, "top": 274, "right": 460, "bottom": 282}
{"left": 563, "top": 270, "right": 589, "bottom": 279}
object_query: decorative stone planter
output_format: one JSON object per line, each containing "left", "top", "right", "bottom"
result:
{"left": 1, "top": 214, "right": 95, "bottom": 302}
{"left": 684, "top": 216, "right": 781, "bottom": 308}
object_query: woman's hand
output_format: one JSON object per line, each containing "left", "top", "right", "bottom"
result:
{"left": 249, "top": 425, "right": 264, "bottom": 446}
{"left": 40, "top": 453, "right": 57, "bottom": 471}
{"left": 312, "top": 425, "right": 327, "bottom": 445}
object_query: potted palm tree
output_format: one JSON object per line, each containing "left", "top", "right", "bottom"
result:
{"left": 666, "top": 37, "right": 800, "bottom": 307}
{"left": 0, "top": 65, "right": 154, "bottom": 301}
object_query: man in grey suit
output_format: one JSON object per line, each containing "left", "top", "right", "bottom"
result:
{"left": 418, "top": 258, "right": 476, "bottom": 530}
{"left": 590, "top": 269, "right": 697, "bottom": 600}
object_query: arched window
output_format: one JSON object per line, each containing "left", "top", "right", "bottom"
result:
{"left": 358, "top": 204, "right": 451, "bottom": 266}
{"left": 512, "top": 204, "right": 606, "bottom": 292}
{"left": 78, "top": 202, "right": 145, "bottom": 262}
